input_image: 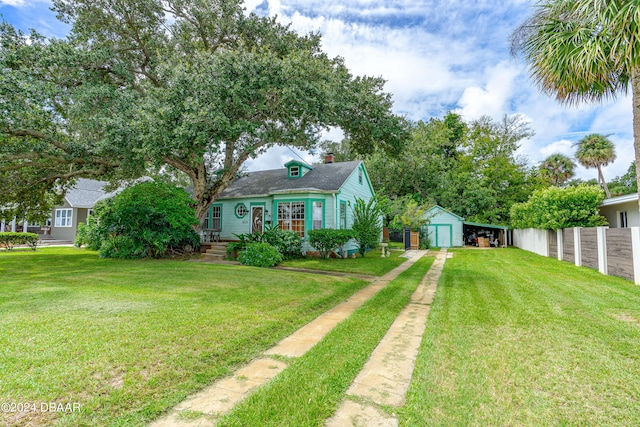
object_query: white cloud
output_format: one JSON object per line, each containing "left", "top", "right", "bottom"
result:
{"left": 539, "top": 140, "right": 574, "bottom": 158}
{"left": 0, "top": 0, "right": 25, "bottom": 6}
{"left": 455, "top": 61, "right": 521, "bottom": 121}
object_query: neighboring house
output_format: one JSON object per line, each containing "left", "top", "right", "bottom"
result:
{"left": 206, "top": 157, "right": 376, "bottom": 255}
{"left": 599, "top": 193, "right": 640, "bottom": 228}
{"left": 49, "top": 179, "right": 115, "bottom": 241}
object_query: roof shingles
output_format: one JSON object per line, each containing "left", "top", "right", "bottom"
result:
{"left": 219, "top": 161, "right": 361, "bottom": 199}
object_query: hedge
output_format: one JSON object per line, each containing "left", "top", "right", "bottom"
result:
{"left": 0, "top": 232, "right": 39, "bottom": 250}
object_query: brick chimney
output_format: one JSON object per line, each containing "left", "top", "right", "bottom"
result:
{"left": 324, "top": 152, "right": 335, "bottom": 164}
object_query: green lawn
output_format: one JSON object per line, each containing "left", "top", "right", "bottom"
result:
{"left": 401, "top": 248, "right": 640, "bottom": 426}
{"left": 0, "top": 247, "right": 369, "bottom": 427}
{"left": 280, "top": 248, "right": 406, "bottom": 276}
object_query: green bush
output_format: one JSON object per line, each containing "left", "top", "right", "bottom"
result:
{"left": 229, "top": 226, "right": 303, "bottom": 260}
{"left": 75, "top": 216, "right": 104, "bottom": 250}
{"left": 260, "top": 227, "right": 303, "bottom": 260}
{"left": 97, "top": 182, "right": 200, "bottom": 259}
{"left": 352, "top": 198, "right": 383, "bottom": 257}
{"left": 510, "top": 184, "right": 607, "bottom": 230}
{"left": 238, "top": 242, "right": 283, "bottom": 267}
{"left": 308, "top": 229, "right": 353, "bottom": 259}
{"left": 0, "top": 232, "right": 39, "bottom": 250}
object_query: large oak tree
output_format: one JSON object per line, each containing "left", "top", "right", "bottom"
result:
{"left": 0, "top": 0, "right": 407, "bottom": 223}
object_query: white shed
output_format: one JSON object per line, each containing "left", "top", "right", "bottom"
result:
{"left": 424, "top": 205, "right": 464, "bottom": 247}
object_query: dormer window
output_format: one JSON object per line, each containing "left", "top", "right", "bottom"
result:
{"left": 285, "top": 160, "right": 313, "bottom": 178}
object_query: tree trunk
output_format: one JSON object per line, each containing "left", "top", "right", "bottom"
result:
{"left": 597, "top": 164, "right": 611, "bottom": 198}
{"left": 633, "top": 70, "right": 640, "bottom": 220}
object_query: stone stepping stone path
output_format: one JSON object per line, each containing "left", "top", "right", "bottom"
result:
{"left": 326, "top": 248, "right": 446, "bottom": 426}
{"left": 150, "top": 249, "right": 438, "bottom": 427}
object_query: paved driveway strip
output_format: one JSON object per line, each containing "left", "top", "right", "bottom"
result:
{"left": 150, "top": 250, "right": 429, "bottom": 427}
{"left": 326, "top": 248, "right": 446, "bottom": 427}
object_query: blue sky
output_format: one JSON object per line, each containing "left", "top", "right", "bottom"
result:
{"left": 1, "top": 0, "right": 635, "bottom": 181}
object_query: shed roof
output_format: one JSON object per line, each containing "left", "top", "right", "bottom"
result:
{"left": 219, "top": 161, "right": 362, "bottom": 199}
{"left": 463, "top": 221, "right": 509, "bottom": 230}
{"left": 426, "top": 205, "right": 465, "bottom": 221}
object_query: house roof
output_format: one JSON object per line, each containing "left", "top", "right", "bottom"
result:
{"left": 219, "top": 160, "right": 362, "bottom": 199}
{"left": 64, "top": 178, "right": 114, "bottom": 208}
{"left": 600, "top": 192, "right": 639, "bottom": 207}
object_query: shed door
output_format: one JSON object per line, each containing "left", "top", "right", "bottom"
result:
{"left": 429, "top": 224, "right": 452, "bottom": 248}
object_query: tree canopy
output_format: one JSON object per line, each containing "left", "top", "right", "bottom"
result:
{"left": 574, "top": 133, "right": 616, "bottom": 198}
{"left": 365, "top": 113, "right": 544, "bottom": 225}
{"left": 0, "top": 0, "right": 408, "bottom": 223}
{"left": 539, "top": 153, "right": 575, "bottom": 187}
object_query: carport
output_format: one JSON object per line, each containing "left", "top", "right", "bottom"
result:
{"left": 463, "top": 221, "right": 510, "bottom": 247}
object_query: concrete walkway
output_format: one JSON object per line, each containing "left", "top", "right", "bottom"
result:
{"left": 326, "top": 248, "right": 446, "bottom": 427}
{"left": 150, "top": 250, "right": 429, "bottom": 427}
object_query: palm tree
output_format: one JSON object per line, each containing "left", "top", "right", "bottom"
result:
{"left": 512, "top": 1, "right": 640, "bottom": 209}
{"left": 539, "top": 153, "right": 575, "bottom": 186}
{"left": 573, "top": 134, "right": 616, "bottom": 198}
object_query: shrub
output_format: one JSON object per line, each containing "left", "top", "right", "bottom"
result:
{"left": 229, "top": 226, "right": 303, "bottom": 260}
{"left": 238, "top": 242, "right": 283, "bottom": 267}
{"left": 260, "top": 227, "right": 303, "bottom": 259}
{"left": 510, "top": 184, "right": 607, "bottom": 230}
{"left": 308, "top": 229, "right": 353, "bottom": 259}
{"left": 75, "top": 216, "right": 104, "bottom": 250}
{"left": 352, "top": 198, "right": 383, "bottom": 257}
{"left": 97, "top": 182, "right": 200, "bottom": 259}
{"left": 0, "top": 232, "right": 39, "bottom": 250}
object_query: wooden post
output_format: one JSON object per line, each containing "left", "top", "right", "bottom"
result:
{"left": 574, "top": 227, "right": 582, "bottom": 267}
{"left": 596, "top": 227, "right": 608, "bottom": 275}
{"left": 632, "top": 227, "right": 640, "bottom": 285}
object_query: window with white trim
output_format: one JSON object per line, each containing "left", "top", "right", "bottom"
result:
{"left": 278, "top": 201, "right": 305, "bottom": 236}
{"left": 312, "top": 201, "right": 323, "bottom": 230}
{"left": 55, "top": 208, "right": 73, "bottom": 227}
{"left": 289, "top": 166, "right": 300, "bottom": 177}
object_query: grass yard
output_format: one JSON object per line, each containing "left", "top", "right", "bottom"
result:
{"left": 0, "top": 247, "right": 370, "bottom": 427}
{"left": 401, "top": 248, "right": 640, "bottom": 426}
{"left": 280, "top": 248, "right": 406, "bottom": 276}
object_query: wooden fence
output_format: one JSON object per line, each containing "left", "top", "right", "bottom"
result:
{"left": 513, "top": 227, "right": 640, "bottom": 285}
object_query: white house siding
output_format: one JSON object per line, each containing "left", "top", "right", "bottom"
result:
{"left": 425, "top": 206, "right": 464, "bottom": 247}
{"left": 600, "top": 198, "right": 639, "bottom": 228}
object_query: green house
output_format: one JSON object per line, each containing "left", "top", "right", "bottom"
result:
{"left": 205, "top": 159, "right": 376, "bottom": 255}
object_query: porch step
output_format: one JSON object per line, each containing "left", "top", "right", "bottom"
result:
{"left": 204, "top": 242, "right": 229, "bottom": 260}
